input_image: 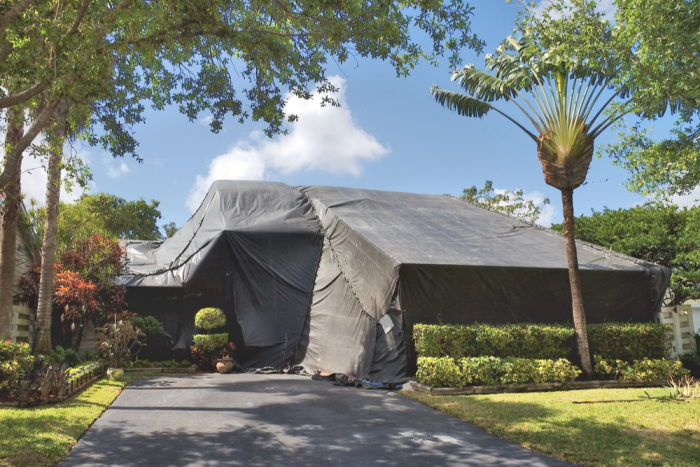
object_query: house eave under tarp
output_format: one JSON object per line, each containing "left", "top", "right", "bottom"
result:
{"left": 118, "top": 181, "right": 670, "bottom": 382}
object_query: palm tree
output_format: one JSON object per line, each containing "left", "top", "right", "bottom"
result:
{"left": 431, "top": 35, "right": 625, "bottom": 377}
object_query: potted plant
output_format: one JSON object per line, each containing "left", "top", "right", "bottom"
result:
{"left": 191, "top": 308, "right": 236, "bottom": 373}
{"left": 95, "top": 317, "right": 145, "bottom": 380}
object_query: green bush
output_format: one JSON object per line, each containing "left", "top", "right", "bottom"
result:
{"left": 131, "top": 316, "right": 166, "bottom": 342}
{"left": 194, "top": 308, "right": 226, "bottom": 330}
{"left": 594, "top": 357, "right": 690, "bottom": 382}
{"left": 51, "top": 346, "right": 80, "bottom": 367}
{"left": 192, "top": 333, "right": 228, "bottom": 353}
{"left": 413, "top": 324, "right": 574, "bottom": 360}
{"left": 587, "top": 323, "right": 672, "bottom": 361}
{"left": 0, "top": 340, "right": 34, "bottom": 398}
{"left": 416, "top": 356, "right": 581, "bottom": 387}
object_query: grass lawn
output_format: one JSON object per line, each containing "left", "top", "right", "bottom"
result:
{"left": 406, "top": 387, "right": 700, "bottom": 467}
{"left": 0, "top": 372, "right": 168, "bottom": 467}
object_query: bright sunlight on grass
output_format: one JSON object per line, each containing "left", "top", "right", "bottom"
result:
{"left": 0, "top": 372, "right": 167, "bottom": 467}
{"left": 406, "top": 387, "right": 700, "bottom": 467}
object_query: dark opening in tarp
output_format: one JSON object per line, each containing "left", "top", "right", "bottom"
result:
{"left": 119, "top": 181, "right": 670, "bottom": 381}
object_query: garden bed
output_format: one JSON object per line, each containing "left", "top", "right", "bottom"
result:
{"left": 409, "top": 379, "right": 668, "bottom": 396}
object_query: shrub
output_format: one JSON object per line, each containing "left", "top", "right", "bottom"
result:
{"left": 413, "top": 324, "right": 574, "bottom": 360}
{"left": 51, "top": 346, "right": 81, "bottom": 367}
{"left": 0, "top": 340, "right": 34, "bottom": 399}
{"left": 594, "top": 357, "right": 690, "bottom": 382}
{"left": 95, "top": 320, "right": 145, "bottom": 367}
{"left": 587, "top": 323, "right": 672, "bottom": 361}
{"left": 192, "top": 334, "right": 228, "bottom": 353}
{"left": 194, "top": 308, "right": 226, "bottom": 330}
{"left": 416, "top": 356, "right": 581, "bottom": 387}
{"left": 131, "top": 316, "right": 165, "bottom": 342}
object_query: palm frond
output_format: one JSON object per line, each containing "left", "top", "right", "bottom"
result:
{"left": 430, "top": 86, "right": 492, "bottom": 118}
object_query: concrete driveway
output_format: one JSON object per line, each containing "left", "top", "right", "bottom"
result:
{"left": 59, "top": 374, "right": 573, "bottom": 466}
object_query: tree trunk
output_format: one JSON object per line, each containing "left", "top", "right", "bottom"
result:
{"left": 560, "top": 188, "right": 593, "bottom": 377}
{"left": 0, "top": 109, "right": 25, "bottom": 341}
{"left": 33, "top": 136, "right": 64, "bottom": 354}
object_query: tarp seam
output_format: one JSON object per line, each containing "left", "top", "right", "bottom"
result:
{"left": 290, "top": 185, "right": 378, "bottom": 325}
{"left": 286, "top": 185, "right": 326, "bottom": 362}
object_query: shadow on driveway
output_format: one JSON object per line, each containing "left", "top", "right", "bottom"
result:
{"left": 59, "top": 374, "right": 573, "bottom": 466}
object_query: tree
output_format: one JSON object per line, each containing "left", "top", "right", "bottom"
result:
{"left": 551, "top": 204, "right": 700, "bottom": 306}
{"left": 0, "top": 0, "right": 485, "bottom": 190}
{"left": 515, "top": 0, "right": 700, "bottom": 197}
{"left": 0, "top": 109, "right": 24, "bottom": 341}
{"left": 460, "top": 180, "right": 550, "bottom": 224}
{"left": 162, "top": 222, "right": 178, "bottom": 239}
{"left": 2, "top": 0, "right": 485, "bottom": 343}
{"left": 430, "top": 30, "right": 628, "bottom": 376}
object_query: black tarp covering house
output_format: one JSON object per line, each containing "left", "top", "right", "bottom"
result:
{"left": 118, "top": 181, "right": 670, "bottom": 382}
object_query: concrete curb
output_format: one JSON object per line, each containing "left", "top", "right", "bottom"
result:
{"left": 410, "top": 379, "right": 668, "bottom": 396}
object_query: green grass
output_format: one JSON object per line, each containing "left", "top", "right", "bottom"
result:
{"left": 406, "top": 388, "right": 700, "bottom": 466}
{"left": 0, "top": 372, "right": 167, "bottom": 467}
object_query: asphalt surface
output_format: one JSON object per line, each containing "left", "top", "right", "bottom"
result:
{"left": 59, "top": 374, "right": 574, "bottom": 466}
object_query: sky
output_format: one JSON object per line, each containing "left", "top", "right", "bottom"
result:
{"left": 13, "top": 0, "right": 700, "bottom": 230}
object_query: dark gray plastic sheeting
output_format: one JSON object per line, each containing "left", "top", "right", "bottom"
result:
{"left": 118, "top": 181, "right": 670, "bottom": 381}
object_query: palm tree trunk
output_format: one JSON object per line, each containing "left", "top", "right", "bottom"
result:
{"left": 560, "top": 188, "right": 593, "bottom": 377}
{"left": 33, "top": 136, "right": 63, "bottom": 354}
{"left": 0, "top": 109, "right": 24, "bottom": 341}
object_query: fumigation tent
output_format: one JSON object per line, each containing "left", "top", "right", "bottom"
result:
{"left": 118, "top": 181, "right": 670, "bottom": 382}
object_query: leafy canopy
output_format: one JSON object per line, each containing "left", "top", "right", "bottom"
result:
{"left": 551, "top": 204, "right": 700, "bottom": 305}
{"left": 515, "top": 0, "right": 700, "bottom": 197}
{"left": 459, "top": 180, "right": 550, "bottom": 224}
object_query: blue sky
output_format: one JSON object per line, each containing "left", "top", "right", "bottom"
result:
{"left": 16, "top": 0, "right": 696, "bottom": 230}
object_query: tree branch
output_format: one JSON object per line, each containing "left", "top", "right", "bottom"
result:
{"left": 0, "top": 0, "right": 36, "bottom": 37}
{"left": 0, "top": 82, "right": 49, "bottom": 109}
{"left": 0, "top": 98, "right": 57, "bottom": 190}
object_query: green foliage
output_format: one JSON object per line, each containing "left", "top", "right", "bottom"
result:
{"left": 0, "top": 341, "right": 71, "bottom": 402}
{"left": 95, "top": 320, "right": 146, "bottom": 368}
{"left": 587, "top": 323, "right": 672, "bottom": 361}
{"left": 416, "top": 356, "right": 581, "bottom": 388}
{"left": 194, "top": 308, "right": 226, "bottom": 331}
{"left": 162, "top": 222, "right": 178, "bottom": 238}
{"left": 131, "top": 316, "right": 166, "bottom": 343}
{"left": 460, "top": 180, "right": 550, "bottom": 224}
{"left": 551, "top": 204, "right": 700, "bottom": 304}
{"left": 413, "top": 324, "right": 575, "bottom": 360}
{"left": 50, "top": 346, "right": 80, "bottom": 368}
{"left": 594, "top": 357, "right": 690, "bottom": 382}
{"left": 520, "top": 0, "right": 700, "bottom": 197}
{"left": 192, "top": 334, "right": 229, "bottom": 353}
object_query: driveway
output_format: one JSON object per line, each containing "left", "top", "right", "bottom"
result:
{"left": 60, "top": 374, "right": 573, "bottom": 466}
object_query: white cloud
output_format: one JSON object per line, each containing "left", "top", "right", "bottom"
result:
{"left": 187, "top": 76, "right": 390, "bottom": 211}
{"left": 533, "top": 0, "right": 616, "bottom": 21}
{"left": 104, "top": 158, "right": 130, "bottom": 179}
{"left": 199, "top": 115, "right": 214, "bottom": 126}
{"left": 669, "top": 187, "right": 700, "bottom": 208}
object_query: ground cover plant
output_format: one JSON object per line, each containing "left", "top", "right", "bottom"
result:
{"left": 0, "top": 371, "right": 169, "bottom": 467}
{"left": 406, "top": 387, "right": 700, "bottom": 467}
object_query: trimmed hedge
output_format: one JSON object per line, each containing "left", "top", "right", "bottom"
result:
{"left": 594, "top": 357, "right": 689, "bottom": 382}
{"left": 416, "top": 356, "right": 581, "bottom": 387}
{"left": 414, "top": 323, "right": 673, "bottom": 361}
{"left": 192, "top": 333, "right": 228, "bottom": 353}
{"left": 195, "top": 307, "right": 226, "bottom": 330}
{"left": 587, "top": 323, "right": 672, "bottom": 361}
{"left": 413, "top": 324, "right": 574, "bottom": 360}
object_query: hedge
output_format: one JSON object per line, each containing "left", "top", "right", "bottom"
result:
{"left": 416, "top": 356, "right": 581, "bottom": 387}
{"left": 587, "top": 323, "right": 672, "bottom": 361}
{"left": 594, "top": 357, "right": 689, "bottom": 382}
{"left": 192, "top": 333, "right": 228, "bottom": 353}
{"left": 413, "top": 324, "right": 575, "bottom": 360}
{"left": 414, "top": 323, "right": 673, "bottom": 361}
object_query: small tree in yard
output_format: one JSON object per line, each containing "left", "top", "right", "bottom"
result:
{"left": 431, "top": 23, "right": 631, "bottom": 376}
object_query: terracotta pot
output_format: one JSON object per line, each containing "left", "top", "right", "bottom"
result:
{"left": 216, "top": 358, "right": 234, "bottom": 374}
